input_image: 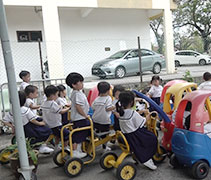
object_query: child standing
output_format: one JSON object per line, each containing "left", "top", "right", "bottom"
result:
{"left": 19, "top": 70, "right": 31, "bottom": 91}
{"left": 56, "top": 85, "right": 71, "bottom": 125}
{"left": 3, "top": 91, "right": 53, "bottom": 153}
{"left": 92, "top": 82, "right": 115, "bottom": 151}
{"left": 116, "top": 91, "right": 157, "bottom": 170}
{"left": 41, "top": 85, "right": 70, "bottom": 153}
{"left": 24, "top": 85, "right": 40, "bottom": 118}
{"left": 66, "top": 72, "right": 90, "bottom": 158}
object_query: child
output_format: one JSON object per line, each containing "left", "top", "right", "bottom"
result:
{"left": 19, "top": 70, "right": 31, "bottom": 91}
{"left": 66, "top": 72, "right": 90, "bottom": 158}
{"left": 112, "top": 85, "right": 125, "bottom": 131}
{"left": 147, "top": 75, "right": 163, "bottom": 108}
{"left": 198, "top": 72, "right": 211, "bottom": 90}
{"left": 204, "top": 120, "right": 211, "bottom": 138}
{"left": 3, "top": 91, "right": 53, "bottom": 153}
{"left": 24, "top": 85, "right": 40, "bottom": 117}
{"left": 116, "top": 91, "right": 158, "bottom": 170}
{"left": 92, "top": 82, "right": 115, "bottom": 151}
{"left": 56, "top": 85, "right": 71, "bottom": 125}
{"left": 41, "top": 85, "right": 70, "bottom": 153}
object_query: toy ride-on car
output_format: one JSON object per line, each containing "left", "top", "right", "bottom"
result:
{"left": 170, "top": 90, "right": 211, "bottom": 179}
{"left": 161, "top": 82, "right": 197, "bottom": 152}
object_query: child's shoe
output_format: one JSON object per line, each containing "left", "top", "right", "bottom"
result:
{"left": 103, "top": 146, "right": 111, "bottom": 152}
{"left": 143, "top": 159, "right": 157, "bottom": 170}
{"left": 39, "top": 144, "right": 54, "bottom": 154}
{"left": 73, "top": 150, "right": 87, "bottom": 158}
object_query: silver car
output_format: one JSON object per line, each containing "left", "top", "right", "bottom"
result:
{"left": 92, "top": 49, "right": 166, "bottom": 78}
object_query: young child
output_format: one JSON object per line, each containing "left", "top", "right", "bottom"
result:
{"left": 66, "top": 72, "right": 90, "bottom": 158}
{"left": 204, "top": 120, "right": 211, "bottom": 138}
{"left": 112, "top": 85, "right": 125, "bottom": 131}
{"left": 3, "top": 91, "right": 53, "bottom": 153}
{"left": 24, "top": 85, "right": 40, "bottom": 117}
{"left": 92, "top": 82, "right": 115, "bottom": 151}
{"left": 41, "top": 85, "right": 70, "bottom": 153}
{"left": 116, "top": 91, "right": 158, "bottom": 170}
{"left": 198, "top": 72, "right": 211, "bottom": 90}
{"left": 19, "top": 70, "right": 31, "bottom": 91}
{"left": 56, "top": 85, "right": 71, "bottom": 125}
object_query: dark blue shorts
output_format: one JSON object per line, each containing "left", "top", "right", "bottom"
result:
{"left": 51, "top": 125, "right": 69, "bottom": 141}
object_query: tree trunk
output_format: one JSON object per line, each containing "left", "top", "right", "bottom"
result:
{"left": 202, "top": 36, "right": 210, "bottom": 53}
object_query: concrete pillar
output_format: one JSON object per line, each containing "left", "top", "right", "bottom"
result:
{"left": 163, "top": 0, "right": 175, "bottom": 74}
{"left": 42, "top": 0, "right": 64, "bottom": 79}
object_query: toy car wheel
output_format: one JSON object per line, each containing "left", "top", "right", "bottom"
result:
{"left": 191, "top": 160, "right": 209, "bottom": 179}
{"left": 169, "top": 154, "right": 180, "bottom": 168}
{"left": 116, "top": 162, "right": 137, "bottom": 180}
{"left": 64, "top": 157, "right": 84, "bottom": 177}
{"left": 152, "top": 146, "right": 167, "bottom": 164}
{"left": 100, "top": 151, "right": 118, "bottom": 170}
{"left": 53, "top": 149, "right": 69, "bottom": 167}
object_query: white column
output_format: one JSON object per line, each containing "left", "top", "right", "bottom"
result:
{"left": 163, "top": 0, "right": 175, "bottom": 74}
{"left": 42, "top": 0, "right": 64, "bottom": 79}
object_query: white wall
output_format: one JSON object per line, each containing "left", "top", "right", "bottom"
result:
{"left": 59, "top": 8, "right": 151, "bottom": 77}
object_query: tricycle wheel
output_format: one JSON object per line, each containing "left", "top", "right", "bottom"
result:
{"left": 169, "top": 154, "right": 180, "bottom": 168}
{"left": 191, "top": 160, "right": 209, "bottom": 179}
{"left": 64, "top": 157, "right": 84, "bottom": 177}
{"left": 53, "top": 149, "right": 69, "bottom": 167}
{"left": 152, "top": 146, "right": 166, "bottom": 164}
{"left": 116, "top": 162, "right": 137, "bottom": 180}
{"left": 100, "top": 151, "right": 118, "bottom": 170}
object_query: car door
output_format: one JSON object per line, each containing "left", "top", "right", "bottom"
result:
{"left": 141, "top": 49, "right": 154, "bottom": 71}
{"left": 123, "top": 50, "right": 139, "bottom": 74}
{"left": 185, "top": 51, "right": 198, "bottom": 65}
{"left": 176, "top": 51, "right": 187, "bottom": 65}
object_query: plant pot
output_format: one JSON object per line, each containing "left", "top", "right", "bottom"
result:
{"left": 9, "top": 150, "right": 39, "bottom": 179}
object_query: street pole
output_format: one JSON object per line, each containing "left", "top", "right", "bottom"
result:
{"left": 137, "top": 36, "right": 143, "bottom": 89}
{"left": 0, "top": 1, "right": 33, "bottom": 179}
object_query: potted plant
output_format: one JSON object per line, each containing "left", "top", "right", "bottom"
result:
{"left": 0, "top": 138, "right": 40, "bottom": 179}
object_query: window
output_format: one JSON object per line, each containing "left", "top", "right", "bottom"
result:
{"left": 17, "top": 31, "right": 42, "bottom": 42}
{"left": 141, "top": 49, "right": 154, "bottom": 56}
{"left": 127, "top": 50, "right": 139, "bottom": 58}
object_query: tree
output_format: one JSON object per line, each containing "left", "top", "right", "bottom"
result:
{"left": 150, "top": 17, "right": 164, "bottom": 54}
{"left": 173, "top": 0, "right": 211, "bottom": 52}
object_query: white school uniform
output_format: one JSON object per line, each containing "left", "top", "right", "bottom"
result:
{"left": 25, "top": 98, "right": 37, "bottom": 117}
{"left": 204, "top": 123, "right": 211, "bottom": 138}
{"left": 3, "top": 106, "right": 36, "bottom": 126}
{"left": 41, "top": 100, "right": 62, "bottom": 128}
{"left": 56, "top": 97, "right": 68, "bottom": 107}
{"left": 70, "top": 90, "right": 89, "bottom": 121}
{"left": 92, "top": 96, "right": 114, "bottom": 125}
{"left": 119, "top": 109, "right": 146, "bottom": 134}
{"left": 148, "top": 85, "right": 163, "bottom": 98}
{"left": 198, "top": 81, "right": 211, "bottom": 90}
{"left": 172, "top": 109, "right": 191, "bottom": 125}
{"left": 19, "top": 82, "right": 30, "bottom": 91}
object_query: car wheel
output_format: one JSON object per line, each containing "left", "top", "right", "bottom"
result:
{"left": 115, "top": 66, "right": 126, "bottom": 78}
{"left": 175, "top": 60, "right": 180, "bottom": 67}
{"left": 199, "top": 59, "right": 206, "bottom": 65}
{"left": 152, "top": 63, "right": 161, "bottom": 74}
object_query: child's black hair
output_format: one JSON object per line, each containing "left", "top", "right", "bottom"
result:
{"left": 203, "top": 72, "right": 211, "bottom": 81}
{"left": 116, "top": 91, "right": 135, "bottom": 116}
{"left": 66, "top": 72, "right": 84, "bottom": 88}
{"left": 19, "top": 70, "right": 30, "bottom": 79}
{"left": 18, "top": 91, "right": 26, "bottom": 106}
{"left": 97, "top": 81, "right": 110, "bottom": 94}
{"left": 57, "top": 84, "right": 66, "bottom": 97}
{"left": 24, "top": 85, "right": 38, "bottom": 96}
{"left": 151, "top": 75, "right": 162, "bottom": 84}
{"left": 44, "top": 85, "right": 59, "bottom": 98}
{"left": 112, "top": 85, "right": 125, "bottom": 97}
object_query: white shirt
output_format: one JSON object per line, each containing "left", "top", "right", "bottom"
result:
{"left": 119, "top": 109, "right": 146, "bottom": 134}
{"left": 198, "top": 81, "right": 211, "bottom": 90}
{"left": 204, "top": 123, "right": 211, "bottom": 138}
{"left": 56, "top": 97, "right": 68, "bottom": 107}
{"left": 19, "top": 82, "right": 30, "bottom": 91}
{"left": 3, "top": 106, "right": 36, "bottom": 126}
{"left": 70, "top": 90, "right": 89, "bottom": 121}
{"left": 172, "top": 109, "right": 191, "bottom": 125}
{"left": 148, "top": 85, "right": 163, "bottom": 98}
{"left": 41, "top": 100, "right": 62, "bottom": 128}
{"left": 25, "top": 98, "right": 37, "bottom": 116}
{"left": 92, "top": 96, "right": 114, "bottom": 124}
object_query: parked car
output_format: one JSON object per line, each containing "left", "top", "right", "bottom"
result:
{"left": 92, "top": 49, "right": 166, "bottom": 78}
{"left": 175, "top": 50, "right": 211, "bottom": 67}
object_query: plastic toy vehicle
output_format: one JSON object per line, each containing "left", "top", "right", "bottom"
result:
{"left": 170, "top": 90, "right": 211, "bottom": 179}
{"left": 161, "top": 82, "right": 197, "bottom": 151}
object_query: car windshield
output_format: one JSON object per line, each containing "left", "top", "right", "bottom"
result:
{"left": 108, "top": 50, "right": 130, "bottom": 59}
